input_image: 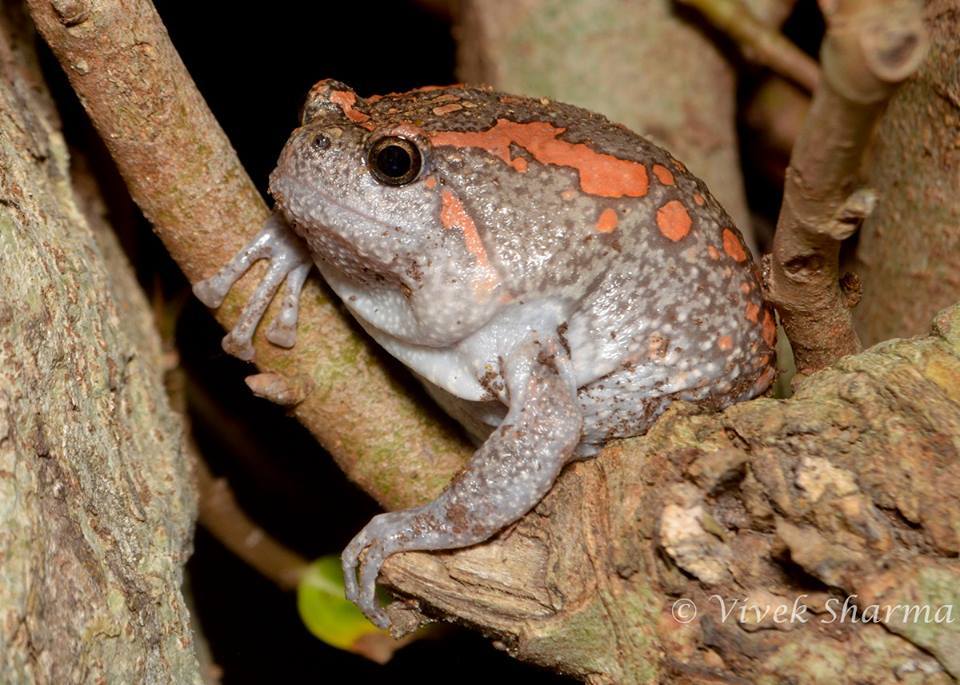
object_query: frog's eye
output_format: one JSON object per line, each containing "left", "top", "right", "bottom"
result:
{"left": 367, "top": 136, "right": 423, "bottom": 186}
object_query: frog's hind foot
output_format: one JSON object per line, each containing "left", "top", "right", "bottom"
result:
{"left": 193, "top": 212, "right": 312, "bottom": 361}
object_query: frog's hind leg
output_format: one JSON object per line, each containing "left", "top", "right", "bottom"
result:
{"left": 193, "top": 212, "right": 312, "bottom": 360}
{"left": 342, "top": 338, "right": 583, "bottom": 629}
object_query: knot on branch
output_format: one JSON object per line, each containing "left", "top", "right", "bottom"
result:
{"left": 840, "top": 271, "right": 863, "bottom": 308}
{"left": 820, "top": 0, "right": 928, "bottom": 103}
{"left": 859, "top": 4, "right": 928, "bottom": 83}
{"left": 244, "top": 371, "right": 312, "bottom": 406}
{"left": 825, "top": 187, "right": 877, "bottom": 240}
{"left": 50, "top": 0, "right": 89, "bottom": 26}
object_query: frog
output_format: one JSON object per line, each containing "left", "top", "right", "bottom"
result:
{"left": 193, "top": 79, "right": 777, "bottom": 629}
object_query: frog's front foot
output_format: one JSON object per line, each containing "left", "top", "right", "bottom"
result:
{"left": 193, "top": 212, "right": 312, "bottom": 361}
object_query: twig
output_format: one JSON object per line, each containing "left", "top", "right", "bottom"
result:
{"left": 193, "top": 451, "right": 308, "bottom": 591}
{"left": 766, "top": 0, "right": 927, "bottom": 374}
{"left": 678, "top": 0, "right": 820, "bottom": 91}
{"left": 25, "top": 0, "right": 471, "bottom": 511}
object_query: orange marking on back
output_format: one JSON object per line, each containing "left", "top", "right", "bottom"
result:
{"left": 329, "top": 90, "right": 370, "bottom": 124}
{"left": 596, "top": 208, "right": 618, "bottom": 233}
{"left": 424, "top": 175, "right": 438, "bottom": 189}
{"left": 656, "top": 200, "right": 692, "bottom": 242}
{"left": 693, "top": 193, "right": 705, "bottom": 206}
{"left": 718, "top": 335, "right": 734, "bottom": 351}
{"left": 431, "top": 119, "right": 649, "bottom": 198}
{"left": 761, "top": 309, "right": 777, "bottom": 347}
{"left": 433, "top": 103, "right": 463, "bottom": 116}
{"left": 707, "top": 245, "right": 721, "bottom": 261}
{"left": 511, "top": 157, "right": 529, "bottom": 172}
{"left": 722, "top": 228, "right": 748, "bottom": 262}
{"left": 441, "top": 189, "right": 490, "bottom": 267}
{"left": 745, "top": 302, "right": 760, "bottom": 323}
{"left": 740, "top": 281, "right": 753, "bottom": 294}
{"left": 652, "top": 164, "right": 675, "bottom": 186}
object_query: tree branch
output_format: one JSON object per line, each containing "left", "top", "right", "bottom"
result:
{"left": 766, "top": 0, "right": 927, "bottom": 374}
{"left": 25, "top": 0, "right": 472, "bottom": 512}
{"left": 194, "top": 452, "right": 308, "bottom": 591}
{"left": 677, "top": 0, "right": 821, "bottom": 92}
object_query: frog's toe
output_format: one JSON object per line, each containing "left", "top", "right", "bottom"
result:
{"left": 357, "top": 542, "right": 391, "bottom": 629}
{"left": 221, "top": 328, "right": 256, "bottom": 362}
{"left": 342, "top": 511, "right": 417, "bottom": 629}
{"left": 265, "top": 262, "right": 312, "bottom": 348}
{"left": 341, "top": 529, "right": 367, "bottom": 604}
{"left": 193, "top": 277, "right": 229, "bottom": 309}
{"left": 342, "top": 534, "right": 390, "bottom": 629}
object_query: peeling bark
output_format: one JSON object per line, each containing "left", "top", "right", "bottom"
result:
{"left": 0, "top": 8, "right": 200, "bottom": 682}
{"left": 853, "top": 0, "right": 960, "bottom": 346}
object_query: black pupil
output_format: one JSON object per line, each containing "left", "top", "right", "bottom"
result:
{"left": 376, "top": 144, "right": 412, "bottom": 178}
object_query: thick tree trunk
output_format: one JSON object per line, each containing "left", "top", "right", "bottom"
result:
{"left": 0, "top": 8, "right": 200, "bottom": 683}
{"left": 853, "top": 0, "right": 960, "bottom": 345}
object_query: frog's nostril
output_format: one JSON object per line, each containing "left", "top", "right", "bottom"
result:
{"left": 311, "top": 133, "right": 331, "bottom": 151}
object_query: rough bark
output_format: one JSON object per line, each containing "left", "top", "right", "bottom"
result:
{"left": 0, "top": 7, "right": 200, "bottom": 682}
{"left": 455, "top": 0, "right": 756, "bottom": 245}
{"left": 853, "top": 0, "right": 960, "bottom": 346}
{"left": 383, "top": 304, "right": 960, "bottom": 684}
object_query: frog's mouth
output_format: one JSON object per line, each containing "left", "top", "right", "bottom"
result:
{"left": 269, "top": 172, "right": 412, "bottom": 288}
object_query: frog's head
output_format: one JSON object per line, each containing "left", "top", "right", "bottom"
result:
{"left": 269, "top": 80, "right": 505, "bottom": 345}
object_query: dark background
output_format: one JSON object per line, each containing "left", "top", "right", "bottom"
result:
{"left": 39, "top": 0, "right": 823, "bottom": 681}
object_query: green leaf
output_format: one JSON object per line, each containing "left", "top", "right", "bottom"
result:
{"left": 297, "top": 556, "right": 400, "bottom": 663}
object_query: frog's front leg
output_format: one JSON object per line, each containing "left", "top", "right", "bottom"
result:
{"left": 193, "top": 212, "right": 312, "bottom": 361}
{"left": 342, "top": 337, "right": 583, "bottom": 629}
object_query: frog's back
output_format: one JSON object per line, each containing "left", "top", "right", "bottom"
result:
{"left": 355, "top": 85, "right": 777, "bottom": 443}
{"left": 364, "top": 87, "right": 776, "bottom": 437}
